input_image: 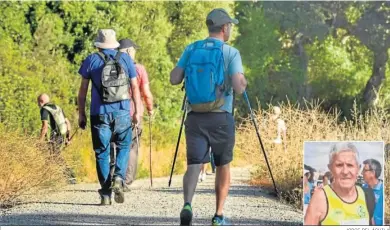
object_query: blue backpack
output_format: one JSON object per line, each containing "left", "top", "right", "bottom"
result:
{"left": 184, "top": 39, "right": 227, "bottom": 112}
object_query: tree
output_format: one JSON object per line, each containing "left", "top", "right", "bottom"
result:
{"left": 329, "top": 2, "right": 390, "bottom": 107}
{"left": 262, "top": 2, "right": 334, "bottom": 101}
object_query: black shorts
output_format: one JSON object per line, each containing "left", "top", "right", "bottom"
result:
{"left": 184, "top": 112, "right": 235, "bottom": 166}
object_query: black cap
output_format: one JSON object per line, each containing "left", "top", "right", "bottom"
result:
{"left": 118, "top": 39, "right": 140, "bottom": 49}
{"left": 206, "top": 8, "right": 239, "bottom": 27}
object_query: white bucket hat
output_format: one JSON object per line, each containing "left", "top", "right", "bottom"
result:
{"left": 94, "top": 29, "right": 120, "bottom": 49}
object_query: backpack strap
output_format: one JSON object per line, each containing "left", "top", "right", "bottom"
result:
{"left": 361, "top": 185, "right": 375, "bottom": 225}
{"left": 89, "top": 52, "right": 106, "bottom": 103}
{"left": 90, "top": 77, "right": 104, "bottom": 103}
{"left": 96, "top": 52, "right": 108, "bottom": 63}
{"left": 114, "top": 51, "right": 122, "bottom": 62}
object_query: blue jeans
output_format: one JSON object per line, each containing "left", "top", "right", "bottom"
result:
{"left": 90, "top": 110, "right": 132, "bottom": 196}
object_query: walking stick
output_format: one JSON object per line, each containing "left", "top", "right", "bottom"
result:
{"left": 63, "top": 127, "right": 80, "bottom": 149}
{"left": 68, "top": 127, "right": 80, "bottom": 142}
{"left": 243, "top": 91, "right": 279, "bottom": 196}
{"left": 149, "top": 116, "right": 153, "bottom": 187}
{"left": 168, "top": 94, "right": 187, "bottom": 187}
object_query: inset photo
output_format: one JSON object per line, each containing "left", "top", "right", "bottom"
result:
{"left": 303, "top": 141, "right": 385, "bottom": 226}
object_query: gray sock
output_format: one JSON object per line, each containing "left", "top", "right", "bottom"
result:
{"left": 183, "top": 164, "right": 202, "bottom": 204}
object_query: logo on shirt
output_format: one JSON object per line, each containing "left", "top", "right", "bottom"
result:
{"left": 357, "top": 205, "right": 366, "bottom": 218}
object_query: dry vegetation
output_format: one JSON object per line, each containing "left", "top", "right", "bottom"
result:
{"left": 0, "top": 128, "right": 66, "bottom": 208}
{"left": 1, "top": 101, "right": 389, "bottom": 224}
{"left": 236, "top": 101, "right": 390, "bottom": 224}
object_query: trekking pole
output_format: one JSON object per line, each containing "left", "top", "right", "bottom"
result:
{"left": 168, "top": 94, "right": 187, "bottom": 187}
{"left": 243, "top": 91, "right": 279, "bottom": 196}
{"left": 149, "top": 116, "right": 153, "bottom": 187}
{"left": 68, "top": 127, "right": 80, "bottom": 142}
{"left": 63, "top": 127, "right": 80, "bottom": 149}
{"left": 135, "top": 125, "right": 140, "bottom": 179}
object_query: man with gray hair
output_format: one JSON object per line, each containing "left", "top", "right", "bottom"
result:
{"left": 117, "top": 38, "right": 154, "bottom": 190}
{"left": 362, "top": 158, "right": 384, "bottom": 225}
{"left": 305, "top": 142, "right": 376, "bottom": 225}
{"left": 328, "top": 142, "right": 360, "bottom": 165}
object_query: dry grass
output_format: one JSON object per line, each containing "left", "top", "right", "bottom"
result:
{"left": 0, "top": 129, "right": 66, "bottom": 208}
{"left": 7, "top": 101, "right": 387, "bottom": 222}
{"left": 62, "top": 126, "right": 189, "bottom": 183}
{"left": 64, "top": 117, "right": 251, "bottom": 184}
{"left": 62, "top": 130, "right": 97, "bottom": 182}
{"left": 236, "top": 100, "right": 390, "bottom": 218}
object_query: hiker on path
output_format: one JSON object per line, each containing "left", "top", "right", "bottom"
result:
{"left": 37, "top": 93, "right": 75, "bottom": 182}
{"left": 362, "top": 159, "right": 384, "bottom": 225}
{"left": 38, "top": 93, "right": 71, "bottom": 153}
{"left": 116, "top": 38, "right": 154, "bottom": 191}
{"left": 304, "top": 143, "right": 376, "bottom": 226}
{"left": 77, "top": 29, "right": 142, "bottom": 205}
{"left": 271, "top": 106, "right": 286, "bottom": 147}
{"left": 170, "top": 8, "right": 247, "bottom": 225}
{"left": 199, "top": 148, "right": 217, "bottom": 182}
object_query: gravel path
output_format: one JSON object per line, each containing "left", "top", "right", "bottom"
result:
{"left": 0, "top": 167, "right": 302, "bottom": 226}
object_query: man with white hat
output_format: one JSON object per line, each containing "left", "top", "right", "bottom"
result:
{"left": 77, "top": 29, "right": 142, "bottom": 205}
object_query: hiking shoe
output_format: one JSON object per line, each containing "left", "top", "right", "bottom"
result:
{"left": 100, "top": 195, "right": 112, "bottom": 206}
{"left": 212, "top": 215, "right": 230, "bottom": 226}
{"left": 123, "top": 184, "right": 131, "bottom": 193}
{"left": 111, "top": 177, "right": 125, "bottom": 203}
{"left": 98, "top": 190, "right": 112, "bottom": 206}
{"left": 68, "top": 177, "right": 77, "bottom": 185}
{"left": 180, "top": 203, "right": 193, "bottom": 226}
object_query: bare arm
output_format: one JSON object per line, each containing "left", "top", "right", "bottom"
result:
{"left": 232, "top": 73, "right": 247, "bottom": 94}
{"left": 141, "top": 83, "right": 154, "bottom": 114}
{"left": 303, "top": 177, "right": 310, "bottom": 194}
{"left": 65, "top": 118, "right": 71, "bottom": 132}
{"left": 304, "top": 188, "right": 327, "bottom": 225}
{"left": 131, "top": 78, "right": 142, "bottom": 123}
{"left": 39, "top": 120, "right": 49, "bottom": 141}
{"left": 78, "top": 78, "right": 89, "bottom": 128}
{"left": 78, "top": 78, "right": 89, "bottom": 115}
{"left": 170, "top": 67, "right": 184, "bottom": 85}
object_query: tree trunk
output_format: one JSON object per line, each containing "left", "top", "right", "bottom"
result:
{"left": 363, "top": 50, "right": 388, "bottom": 107}
{"left": 294, "top": 33, "right": 311, "bottom": 102}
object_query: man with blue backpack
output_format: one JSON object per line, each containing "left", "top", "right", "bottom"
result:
{"left": 170, "top": 8, "right": 247, "bottom": 226}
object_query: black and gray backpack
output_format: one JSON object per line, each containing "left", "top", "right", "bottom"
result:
{"left": 91, "top": 51, "right": 130, "bottom": 103}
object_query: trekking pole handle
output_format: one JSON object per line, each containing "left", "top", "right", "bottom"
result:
{"left": 243, "top": 91, "right": 256, "bottom": 121}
